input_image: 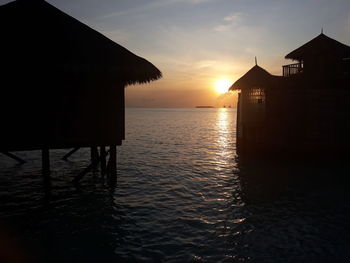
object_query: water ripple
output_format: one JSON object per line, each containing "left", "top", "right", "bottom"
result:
{"left": 1, "top": 108, "right": 350, "bottom": 262}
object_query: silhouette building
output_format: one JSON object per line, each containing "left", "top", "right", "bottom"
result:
{"left": 230, "top": 33, "right": 350, "bottom": 158}
{"left": 0, "top": 0, "right": 161, "bottom": 178}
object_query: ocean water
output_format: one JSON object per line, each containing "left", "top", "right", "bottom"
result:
{"left": 1, "top": 108, "right": 350, "bottom": 263}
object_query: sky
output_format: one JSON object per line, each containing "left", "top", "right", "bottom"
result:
{"left": 2, "top": 0, "right": 350, "bottom": 107}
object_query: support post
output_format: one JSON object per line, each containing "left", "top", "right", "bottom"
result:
{"left": 107, "top": 145, "right": 117, "bottom": 186}
{"left": 100, "top": 146, "right": 107, "bottom": 176}
{"left": 91, "top": 146, "right": 99, "bottom": 170}
{"left": 42, "top": 148, "right": 50, "bottom": 180}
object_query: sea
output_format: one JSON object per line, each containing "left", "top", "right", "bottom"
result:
{"left": 1, "top": 108, "right": 350, "bottom": 263}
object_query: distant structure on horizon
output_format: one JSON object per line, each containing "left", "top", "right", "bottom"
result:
{"left": 230, "top": 33, "right": 350, "bottom": 158}
{"left": 196, "top": 106, "right": 214, "bottom": 108}
{"left": 0, "top": 0, "right": 161, "bottom": 181}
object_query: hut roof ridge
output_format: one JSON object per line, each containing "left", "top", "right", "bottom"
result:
{"left": 0, "top": 0, "right": 162, "bottom": 85}
{"left": 285, "top": 33, "right": 350, "bottom": 60}
{"left": 229, "top": 65, "right": 279, "bottom": 91}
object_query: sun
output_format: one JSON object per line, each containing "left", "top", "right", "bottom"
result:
{"left": 214, "top": 79, "right": 232, "bottom": 94}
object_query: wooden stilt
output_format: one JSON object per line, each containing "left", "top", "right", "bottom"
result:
{"left": 108, "top": 146, "right": 117, "bottom": 174}
{"left": 100, "top": 146, "right": 106, "bottom": 176}
{"left": 62, "top": 147, "right": 80, "bottom": 161}
{"left": 1, "top": 152, "right": 26, "bottom": 164}
{"left": 91, "top": 146, "right": 99, "bottom": 170}
{"left": 42, "top": 148, "right": 50, "bottom": 179}
{"left": 107, "top": 145, "right": 117, "bottom": 186}
{"left": 72, "top": 148, "right": 109, "bottom": 184}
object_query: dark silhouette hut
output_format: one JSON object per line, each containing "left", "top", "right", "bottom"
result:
{"left": 230, "top": 64, "right": 281, "bottom": 152}
{"left": 231, "top": 33, "right": 350, "bottom": 158}
{"left": 0, "top": 0, "right": 161, "bottom": 177}
{"left": 284, "top": 33, "right": 350, "bottom": 77}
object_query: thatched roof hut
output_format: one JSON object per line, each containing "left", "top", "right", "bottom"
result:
{"left": 0, "top": 0, "right": 162, "bottom": 84}
{"left": 0, "top": 0, "right": 161, "bottom": 151}
{"left": 285, "top": 33, "right": 350, "bottom": 61}
{"left": 234, "top": 34, "right": 350, "bottom": 158}
{"left": 229, "top": 65, "right": 279, "bottom": 91}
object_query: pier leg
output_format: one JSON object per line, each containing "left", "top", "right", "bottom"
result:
{"left": 107, "top": 145, "right": 117, "bottom": 187}
{"left": 42, "top": 148, "right": 51, "bottom": 193}
{"left": 100, "top": 146, "right": 107, "bottom": 176}
{"left": 91, "top": 146, "right": 99, "bottom": 162}
{"left": 91, "top": 146, "right": 99, "bottom": 171}
{"left": 42, "top": 148, "right": 50, "bottom": 177}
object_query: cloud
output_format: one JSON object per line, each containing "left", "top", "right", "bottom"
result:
{"left": 151, "top": 0, "right": 215, "bottom": 7}
{"left": 223, "top": 12, "right": 243, "bottom": 22}
{"left": 103, "top": 0, "right": 215, "bottom": 19}
{"left": 214, "top": 12, "right": 243, "bottom": 32}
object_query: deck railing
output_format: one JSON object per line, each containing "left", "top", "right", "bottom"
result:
{"left": 283, "top": 62, "right": 303, "bottom": 77}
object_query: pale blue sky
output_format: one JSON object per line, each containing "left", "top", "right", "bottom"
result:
{"left": 2, "top": 0, "right": 350, "bottom": 107}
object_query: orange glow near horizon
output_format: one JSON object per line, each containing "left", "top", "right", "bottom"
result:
{"left": 126, "top": 76, "right": 239, "bottom": 108}
{"left": 214, "top": 79, "right": 232, "bottom": 94}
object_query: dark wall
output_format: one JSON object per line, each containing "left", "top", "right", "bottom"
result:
{"left": 237, "top": 77, "right": 350, "bottom": 157}
{"left": 0, "top": 0, "right": 126, "bottom": 151}
{"left": 0, "top": 66, "right": 125, "bottom": 151}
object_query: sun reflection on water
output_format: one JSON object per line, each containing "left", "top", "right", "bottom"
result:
{"left": 215, "top": 108, "right": 231, "bottom": 168}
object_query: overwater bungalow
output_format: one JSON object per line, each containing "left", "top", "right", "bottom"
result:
{"left": 0, "top": 0, "right": 161, "bottom": 178}
{"left": 230, "top": 33, "right": 350, "bottom": 158}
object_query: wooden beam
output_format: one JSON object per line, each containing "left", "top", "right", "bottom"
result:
{"left": 62, "top": 147, "right": 80, "bottom": 161}
{"left": 72, "top": 162, "right": 95, "bottom": 185}
{"left": 72, "top": 148, "right": 110, "bottom": 184}
{"left": 1, "top": 152, "right": 26, "bottom": 164}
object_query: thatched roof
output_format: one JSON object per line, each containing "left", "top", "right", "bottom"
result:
{"left": 229, "top": 65, "right": 279, "bottom": 91}
{"left": 0, "top": 0, "right": 162, "bottom": 85}
{"left": 285, "top": 33, "right": 350, "bottom": 61}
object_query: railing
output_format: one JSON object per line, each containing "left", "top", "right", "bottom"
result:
{"left": 283, "top": 62, "right": 303, "bottom": 77}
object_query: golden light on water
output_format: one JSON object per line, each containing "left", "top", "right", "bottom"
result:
{"left": 214, "top": 79, "right": 232, "bottom": 94}
{"left": 217, "top": 108, "right": 229, "bottom": 144}
{"left": 215, "top": 108, "right": 230, "bottom": 167}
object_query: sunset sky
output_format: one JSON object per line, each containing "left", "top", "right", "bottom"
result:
{"left": 2, "top": 0, "right": 349, "bottom": 107}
